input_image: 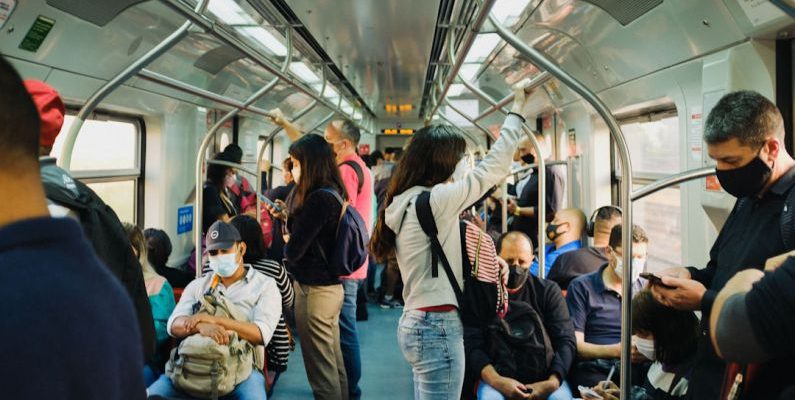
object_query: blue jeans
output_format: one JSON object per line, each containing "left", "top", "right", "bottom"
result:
{"left": 146, "top": 370, "right": 266, "bottom": 399}
{"left": 398, "top": 310, "right": 465, "bottom": 400}
{"left": 340, "top": 279, "right": 363, "bottom": 400}
{"left": 477, "top": 380, "right": 573, "bottom": 400}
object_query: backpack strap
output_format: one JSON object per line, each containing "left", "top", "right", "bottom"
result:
{"left": 314, "top": 188, "right": 348, "bottom": 266}
{"left": 340, "top": 160, "right": 364, "bottom": 194}
{"left": 415, "top": 191, "right": 464, "bottom": 305}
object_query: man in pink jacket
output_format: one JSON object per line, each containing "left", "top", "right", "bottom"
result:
{"left": 324, "top": 119, "right": 373, "bottom": 400}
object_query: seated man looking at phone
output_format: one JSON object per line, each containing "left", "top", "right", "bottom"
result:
{"left": 566, "top": 225, "right": 648, "bottom": 394}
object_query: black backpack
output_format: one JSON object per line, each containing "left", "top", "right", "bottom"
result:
{"left": 40, "top": 159, "right": 156, "bottom": 361}
{"left": 487, "top": 300, "right": 554, "bottom": 384}
{"left": 340, "top": 160, "right": 364, "bottom": 194}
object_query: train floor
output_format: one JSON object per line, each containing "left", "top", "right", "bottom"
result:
{"left": 272, "top": 303, "right": 414, "bottom": 399}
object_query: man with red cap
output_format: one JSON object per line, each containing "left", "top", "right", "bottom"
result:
{"left": 27, "top": 79, "right": 157, "bottom": 363}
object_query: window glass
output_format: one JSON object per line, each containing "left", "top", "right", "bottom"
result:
{"left": 632, "top": 185, "right": 682, "bottom": 273}
{"left": 50, "top": 115, "right": 139, "bottom": 172}
{"left": 86, "top": 180, "right": 137, "bottom": 223}
{"left": 621, "top": 115, "right": 679, "bottom": 177}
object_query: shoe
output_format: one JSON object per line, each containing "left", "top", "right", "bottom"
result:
{"left": 379, "top": 298, "right": 403, "bottom": 309}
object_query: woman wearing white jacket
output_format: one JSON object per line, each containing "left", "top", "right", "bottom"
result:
{"left": 370, "top": 82, "right": 536, "bottom": 400}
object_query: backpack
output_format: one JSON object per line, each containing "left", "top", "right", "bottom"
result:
{"left": 166, "top": 277, "right": 255, "bottom": 399}
{"left": 340, "top": 160, "right": 364, "bottom": 194}
{"left": 415, "top": 191, "right": 508, "bottom": 326}
{"left": 40, "top": 159, "right": 157, "bottom": 360}
{"left": 315, "top": 188, "right": 370, "bottom": 277}
{"left": 487, "top": 300, "right": 554, "bottom": 384}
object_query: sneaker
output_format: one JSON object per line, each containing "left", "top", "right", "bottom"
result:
{"left": 379, "top": 298, "right": 403, "bottom": 309}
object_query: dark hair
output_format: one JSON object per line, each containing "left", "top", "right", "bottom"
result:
{"left": 0, "top": 56, "right": 40, "bottom": 172}
{"left": 608, "top": 224, "right": 648, "bottom": 249}
{"left": 144, "top": 228, "right": 172, "bottom": 268}
{"left": 333, "top": 119, "right": 361, "bottom": 146}
{"left": 207, "top": 152, "right": 234, "bottom": 188}
{"left": 122, "top": 222, "right": 145, "bottom": 258}
{"left": 230, "top": 215, "right": 266, "bottom": 263}
{"left": 632, "top": 290, "right": 699, "bottom": 365}
{"left": 288, "top": 134, "right": 347, "bottom": 211}
{"left": 223, "top": 143, "right": 243, "bottom": 164}
{"left": 282, "top": 157, "right": 293, "bottom": 172}
{"left": 496, "top": 231, "right": 533, "bottom": 254}
{"left": 595, "top": 205, "right": 622, "bottom": 222}
{"left": 371, "top": 150, "right": 384, "bottom": 162}
{"left": 370, "top": 124, "right": 467, "bottom": 261}
{"left": 704, "top": 90, "right": 784, "bottom": 148}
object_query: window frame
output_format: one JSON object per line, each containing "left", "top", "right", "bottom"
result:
{"left": 62, "top": 107, "right": 146, "bottom": 225}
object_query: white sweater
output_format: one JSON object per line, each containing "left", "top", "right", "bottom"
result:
{"left": 384, "top": 114, "right": 524, "bottom": 311}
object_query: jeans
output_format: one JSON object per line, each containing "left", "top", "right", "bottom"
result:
{"left": 340, "top": 278, "right": 363, "bottom": 400}
{"left": 398, "top": 310, "right": 465, "bottom": 400}
{"left": 477, "top": 380, "right": 573, "bottom": 400}
{"left": 146, "top": 370, "right": 266, "bottom": 399}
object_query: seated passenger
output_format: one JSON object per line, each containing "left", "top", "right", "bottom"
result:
{"left": 583, "top": 290, "right": 699, "bottom": 400}
{"left": 566, "top": 224, "right": 648, "bottom": 392}
{"left": 0, "top": 55, "right": 145, "bottom": 398}
{"left": 144, "top": 228, "right": 194, "bottom": 289}
{"left": 707, "top": 255, "right": 795, "bottom": 399}
{"left": 148, "top": 220, "right": 281, "bottom": 399}
{"left": 529, "top": 208, "right": 586, "bottom": 277}
{"left": 465, "top": 231, "right": 576, "bottom": 400}
{"left": 124, "top": 223, "right": 176, "bottom": 386}
{"left": 549, "top": 206, "right": 622, "bottom": 290}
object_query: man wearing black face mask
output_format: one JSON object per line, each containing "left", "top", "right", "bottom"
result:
{"left": 464, "top": 232, "right": 576, "bottom": 400}
{"left": 649, "top": 91, "right": 795, "bottom": 400}
{"left": 508, "top": 135, "right": 565, "bottom": 248}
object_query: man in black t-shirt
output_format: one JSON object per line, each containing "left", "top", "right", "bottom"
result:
{"left": 0, "top": 56, "right": 145, "bottom": 398}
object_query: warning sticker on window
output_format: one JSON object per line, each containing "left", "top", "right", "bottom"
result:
{"left": 19, "top": 15, "right": 55, "bottom": 52}
{"left": 0, "top": 0, "right": 16, "bottom": 30}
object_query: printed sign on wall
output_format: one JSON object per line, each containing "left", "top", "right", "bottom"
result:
{"left": 177, "top": 205, "right": 194, "bottom": 235}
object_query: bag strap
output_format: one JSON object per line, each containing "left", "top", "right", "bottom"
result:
{"left": 415, "top": 191, "right": 463, "bottom": 305}
{"left": 314, "top": 188, "right": 348, "bottom": 266}
{"left": 340, "top": 160, "right": 364, "bottom": 194}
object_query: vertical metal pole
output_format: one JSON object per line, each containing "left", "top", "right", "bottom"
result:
{"left": 501, "top": 181, "right": 508, "bottom": 233}
{"left": 489, "top": 14, "right": 634, "bottom": 398}
{"left": 195, "top": 28, "right": 293, "bottom": 276}
{"left": 60, "top": 0, "right": 210, "bottom": 170}
{"left": 567, "top": 156, "right": 574, "bottom": 208}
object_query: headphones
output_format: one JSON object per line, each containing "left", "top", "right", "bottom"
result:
{"left": 586, "top": 205, "right": 623, "bottom": 237}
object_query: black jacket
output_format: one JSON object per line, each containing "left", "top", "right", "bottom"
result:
{"left": 285, "top": 189, "right": 343, "bottom": 285}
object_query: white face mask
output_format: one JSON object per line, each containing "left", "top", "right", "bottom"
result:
{"left": 451, "top": 155, "right": 473, "bottom": 182}
{"left": 209, "top": 253, "right": 239, "bottom": 278}
{"left": 613, "top": 252, "right": 643, "bottom": 282}
{"left": 634, "top": 335, "right": 656, "bottom": 360}
{"left": 292, "top": 165, "right": 301, "bottom": 183}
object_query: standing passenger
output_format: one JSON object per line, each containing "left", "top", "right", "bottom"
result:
{"left": 324, "top": 119, "right": 373, "bottom": 399}
{"left": 265, "top": 157, "right": 296, "bottom": 260}
{"left": 649, "top": 91, "right": 795, "bottom": 399}
{"left": 0, "top": 56, "right": 145, "bottom": 398}
{"left": 268, "top": 134, "right": 350, "bottom": 400}
{"left": 370, "top": 82, "right": 533, "bottom": 399}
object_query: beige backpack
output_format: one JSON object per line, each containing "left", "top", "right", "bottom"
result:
{"left": 166, "top": 278, "right": 255, "bottom": 399}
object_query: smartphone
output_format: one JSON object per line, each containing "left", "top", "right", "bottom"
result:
{"left": 639, "top": 272, "right": 676, "bottom": 289}
{"left": 578, "top": 386, "right": 604, "bottom": 400}
{"left": 257, "top": 193, "right": 282, "bottom": 213}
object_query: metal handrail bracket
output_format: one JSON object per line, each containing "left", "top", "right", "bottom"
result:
{"left": 632, "top": 167, "right": 715, "bottom": 201}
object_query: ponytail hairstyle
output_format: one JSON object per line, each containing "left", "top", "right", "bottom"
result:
{"left": 369, "top": 124, "right": 467, "bottom": 261}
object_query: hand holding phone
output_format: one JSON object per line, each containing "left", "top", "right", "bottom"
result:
{"left": 640, "top": 272, "right": 676, "bottom": 289}
{"left": 257, "top": 193, "right": 282, "bottom": 212}
{"left": 579, "top": 386, "right": 604, "bottom": 400}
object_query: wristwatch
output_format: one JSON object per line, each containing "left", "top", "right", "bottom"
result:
{"left": 513, "top": 207, "right": 521, "bottom": 217}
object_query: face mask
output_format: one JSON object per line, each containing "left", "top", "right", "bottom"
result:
{"left": 613, "top": 252, "right": 643, "bottom": 282}
{"left": 292, "top": 166, "right": 301, "bottom": 183}
{"left": 546, "top": 223, "right": 565, "bottom": 241}
{"left": 507, "top": 265, "right": 529, "bottom": 289}
{"left": 634, "top": 336, "right": 656, "bottom": 360}
{"left": 209, "top": 253, "right": 239, "bottom": 278}
{"left": 521, "top": 153, "right": 535, "bottom": 165}
{"left": 451, "top": 156, "right": 472, "bottom": 182}
{"left": 715, "top": 154, "right": 772, "bottom": 198}
{"left": 224, "top": 173, "right": 237, "bottom": 188}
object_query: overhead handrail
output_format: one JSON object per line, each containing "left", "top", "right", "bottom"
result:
{"left": 426, "top": 0, "right": 498, "bottom": 122}
{"left": 305, "top": 112, "right": 337, "bottom": 135}
{"left": 488, "top": 13, "right": 635, "bottom": 398}
{"left": 194, "top": 27, "right": 293, "bottom": 276}
{"left": 472, "top": 73, "right": 552, "bottom": 123}
{"left": 206, "top": 159, "right": 259, "bottom": 177}
{"left": 59, "top": 0, "right": 210, "bottom": 170}
{"left": 632, "top": 167, "right": 716, "bottom": 201}
{"left": 436, "top": 111, "right": 484, "bottom": 146}
{"left": 442, "top": 99, "right": 496, "bottom": 141}
{"left": 511, "top": 160, "right": 569, "bottom": 176}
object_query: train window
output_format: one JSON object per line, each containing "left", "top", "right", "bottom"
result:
{"left": 49, "top": 113, "right": 143, "bottom": 224}
{"left": 618, "top": 110, "right": 682, "bottom": 272}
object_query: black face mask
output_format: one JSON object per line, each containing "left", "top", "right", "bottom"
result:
{"left": 546, "top": 223, "right": 566, "bottom": 241}
{"left": 715, "top": 155, "right": 772, "bottom": 198}
{"left": 521, "top": 154, "right": 535, "bottom": 165}
{"left": 507, "top": 265, "right": 529, "bottom": 289}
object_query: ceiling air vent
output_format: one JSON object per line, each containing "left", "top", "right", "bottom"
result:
{"left": 579, "top": 0, "right": 663, "bottom": 26}
{"left": 46, "top": 0, "right": 146, "bottom": 26}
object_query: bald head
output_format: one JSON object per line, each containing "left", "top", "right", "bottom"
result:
{"left": 499, "top": 231, "right": 534, "bottom": 270}
{"left": 549, "top": 208, "right": 586, "bottom": 247}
